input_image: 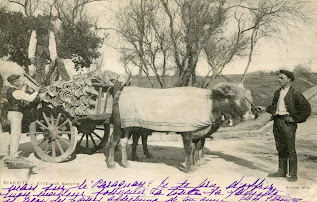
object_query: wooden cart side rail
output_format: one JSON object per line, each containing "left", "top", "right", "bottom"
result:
{"left": 72, "top": 81, "right": 122, "bottom": 123}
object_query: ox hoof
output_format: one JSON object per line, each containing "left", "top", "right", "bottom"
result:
{"left": 179, "top": 163, "right": 197, "bottom": 173}
{"left": 131, "top": 156, "right": 140, "bottom": 162}
{"left": 107, "top": 161, "right": 115, "bottom": 169}
{"left": 121, "top": 161, "right": 130, "bottom": 168}
{"left": 108, "top": 164, "right": 116, "bottom": 169}
{"left": 182, "top": 167, "right": 196, "bottom": 173}
{"left": 145, "top": 153, "right": 154, "bottom": 159}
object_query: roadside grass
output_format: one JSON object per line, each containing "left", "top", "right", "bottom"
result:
{"left": 130, "top": 73, "right": 317, "bottom": 108}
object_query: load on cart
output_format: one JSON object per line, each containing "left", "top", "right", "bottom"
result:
{"left": 2, "top": 69, "right": 130, "bottom": 164}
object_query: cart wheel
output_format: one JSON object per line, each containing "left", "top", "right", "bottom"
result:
{"left": 76, "top": 121, "right": 110, "bottom": 154}
{"left": 29, "top": 112, "right": 77, "bottom": 163}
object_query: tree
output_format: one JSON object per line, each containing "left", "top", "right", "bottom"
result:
{"left": 117, "top": 0, "right": 172, "bottom": 88}
{"left": 238, "top": 0, "right": 311, "bottom": 83}
{"left": 203, "top": 8, "right": 249, "bottom": 87}
{"left": 58, "top": 20, "right": 103, "bottom": 71}
{"left": 53, "top": 0, "right": 104, "bottom": 24}
{"left": 0, "top": 1, "right": 104, "bottom": 72}
{"left": 161, "top": 0, "right": 227, "bottom": 87}
{"left": 293, "top": 60, "right": 312, "bottom": 75}
{"left": 7, "top": 0, "right": 39, "bottom": 17}
{"left": 0, "top": 8, "right": 32, "bottom": 69}
{"left": 118, "top": 0, "right": 227, "bottom": 87}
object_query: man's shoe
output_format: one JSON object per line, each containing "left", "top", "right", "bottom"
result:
{"left": 268, "top": 171, "right": 286, "bottom": 178}
{"left": 286, "top": 175, "right": 298, "bottom": 182}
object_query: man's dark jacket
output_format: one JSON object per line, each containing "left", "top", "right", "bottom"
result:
{"left": 266, "top": 86, "right": 311, "bottom": 123}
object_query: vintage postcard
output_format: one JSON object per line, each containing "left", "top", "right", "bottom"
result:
{"left": 0, "top": 0, "right": 317, "bottom": 201}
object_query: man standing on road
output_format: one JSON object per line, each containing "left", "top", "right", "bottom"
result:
{"left": 258, "top": 70, "right": 311, "bottom": 182}
{"left": 6, "top": 74, "right": 38, "bottom": 159}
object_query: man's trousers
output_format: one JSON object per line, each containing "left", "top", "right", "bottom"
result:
{"left": 273, "top": 115, "right": 298, "bottom": 176}
{"left": 7, "top": 111, "right": 23, "bottom": 158}
{"left": 33, "top": 54, "right": 70, "bottom": 85}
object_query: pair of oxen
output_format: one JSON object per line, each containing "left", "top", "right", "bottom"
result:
{"left": 107, "top": 82, "right": 258, "bottom": 172}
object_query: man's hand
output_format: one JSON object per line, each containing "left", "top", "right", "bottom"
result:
{"left": 30, "top": 57, "right": 35, "bottom": 64}
{"left": 256, "top": 106, "right": 266, "bottom": 112}
{"left": 50, "top": 59, "right": 56, "bottom": 67}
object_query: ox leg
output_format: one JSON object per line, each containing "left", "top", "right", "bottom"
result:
{"left": 191, "top": 140, "right": 198, "bottom": 167}
{"left": 108, "top": 130, "right": 122, "bottom": 168}
{"left": 108, "top": 106, "right": 122, "bottom": 169}
{"left": 182, "top": 133, "right": 193, "bottom": 172}
{"left": 132, "top": 133, "right": 140, "bottom": 161}
{"left": 142, "top": 132, "right": 153, "bottom": 158}
{"left": 121, "top": 129, "right": 130, "bottom": 168}
{"left": 198, "top": 138, "right": 206, "bottom": 166}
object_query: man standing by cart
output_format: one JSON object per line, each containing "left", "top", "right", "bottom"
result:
{"left": 28, "top": 16, "right": 70, "bottom": 86}
{"left": 6, "top": 74, "right": 38, "bottom": 159}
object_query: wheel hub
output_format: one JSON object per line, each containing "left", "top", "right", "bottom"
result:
{"left": 78, "top": 122, "right": 96, "bottom": 134}
{"left": 44, "top": 125, "right": 58, "bottom": 141}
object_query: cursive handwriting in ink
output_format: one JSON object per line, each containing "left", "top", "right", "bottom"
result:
{"left": 107, "top": 194, "right": 158, "bottom": 202}
{"left": 167, "top": 180, "right": 192, "bottom": 196}
{"left": 3, "top": 184, "right": 38, "bottom": 192}
{"left": 1, "top": 184, "right": 38, "bottom": 202}
{"left": 166, "top": 179, "right": 223, "bottom": 197}
{"left": 196, "top": 179, "right": 223, "bottom": 197}
{"left": 150, "top": 177, "right": 169, "bottom": 196}
{"left": 0, "top": 177, "right": 304, "bottom": 202}
{"left": 91, "top": 179, "right": 146, "bottom": 189}
{"left": 70, "top": 180, "right": 89, "bottom": 190}
{"left": 91, "top": 179, "right": 148, "bottom": 200}
{"left": 225, "top": 176, "right": 302, "bottom": 201}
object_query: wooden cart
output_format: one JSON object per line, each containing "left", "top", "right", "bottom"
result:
{"left": 27, "top": 79, "right": 122, "bottom": 163}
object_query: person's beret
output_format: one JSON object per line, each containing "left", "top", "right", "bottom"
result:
{"left": 7, "top": 74, "right": 20, "bottom": 84}
{"left": 280, "top": 70, "right": 295, "bottom": 81}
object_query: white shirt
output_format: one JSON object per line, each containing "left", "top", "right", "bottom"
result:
{"left": 276, "top": 87, "right": 290, "bottom": 115}
{"left": 11, "top": 87, "right": 38, "bottom": 102}
{"left": 28, "top": 30, "right": 57, "bottom": 61}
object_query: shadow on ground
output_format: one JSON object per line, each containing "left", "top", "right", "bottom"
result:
{"left": 17, "top": 140, "right": 269, "bottom": 173}
{"left": 109, "top": 144, "right": 271, "bottom": 173}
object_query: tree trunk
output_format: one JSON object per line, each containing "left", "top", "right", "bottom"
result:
{"left": 212, "top": 67, "right": 217, "bottom": 80}
{"left": 138, "top": 62, "right": 143, "bottom": 87}
{"left": 241, "top": 29, "right": 256, "bottom": 84}
{"left": 175, "top": 69, "right": 191, "bottom": 87}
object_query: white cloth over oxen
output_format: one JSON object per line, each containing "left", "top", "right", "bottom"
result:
{"left": 119, "top": 87, "right": 214, "bottom": 132}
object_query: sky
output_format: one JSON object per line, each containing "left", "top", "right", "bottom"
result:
{"left": 86, "top": 0, "right": 317, "bottom": 76}
{"left": 1, "top": 0, "right": 317, "bottom": 78}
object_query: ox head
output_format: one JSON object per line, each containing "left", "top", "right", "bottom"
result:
{"left": 211, "top": 82, "right": 258, "bottom": 125}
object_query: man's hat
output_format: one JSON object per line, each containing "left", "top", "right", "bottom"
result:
{"left": 7, "top": 74, "right": 20, "bottom": 84}
{"left": 280, "top": 70, "right": 295, "bottom": 81}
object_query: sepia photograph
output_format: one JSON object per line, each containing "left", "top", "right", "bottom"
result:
{"left": 0, "top": 0, "right": 317, "bottom": 201}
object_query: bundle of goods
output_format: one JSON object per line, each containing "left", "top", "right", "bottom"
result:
{"left": 38, "top": 70, "right": 130, "bottom": 117}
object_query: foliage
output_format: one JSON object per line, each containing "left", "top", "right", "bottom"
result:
{"left": 0, "top": 7, "right": 103, "bottom": 71}
{"left": 0, "top": 8, "right": 32, "bottom": 68}
{"left": 294, "top": 62, "right": 312, "bottom": 75}
{"left": 58, "top": 20, "right": 103, "bottom": 71}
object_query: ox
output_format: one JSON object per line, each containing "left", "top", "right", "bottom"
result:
{"left": 108, "top": 82, "right": 257, "bottom": 171}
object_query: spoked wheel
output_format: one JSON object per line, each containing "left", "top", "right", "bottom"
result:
{"left": 29, "top": 112, "right": 77, "bottom": 163}
{"left": 76, "top": 120, "right": 110, "bottom": 154}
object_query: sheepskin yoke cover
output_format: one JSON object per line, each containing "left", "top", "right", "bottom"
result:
{"left": 119, "top": 86, "right": 213, "bottom": 132}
